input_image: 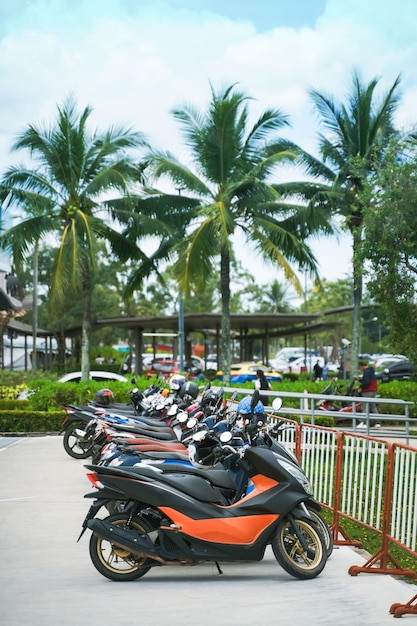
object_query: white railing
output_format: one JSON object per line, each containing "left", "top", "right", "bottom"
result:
{"left": 221, "top": 387, "right": 417, "bottom": 612}
{"left": 391, "top": 444, "right": 417, "bottom": 552}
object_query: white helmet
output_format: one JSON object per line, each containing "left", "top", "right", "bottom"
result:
{"left": 169, "top": 374, "right": 187, "bottom": 391}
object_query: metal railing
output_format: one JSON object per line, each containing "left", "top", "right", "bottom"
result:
{"left": 283, "top": 423, "right": 417, "bottom": 618}
{"left": 217, "top": 385, "right": 415, "bottom": 444}
{"left": 219, "top": 387, "right": 417, "bottom": 616}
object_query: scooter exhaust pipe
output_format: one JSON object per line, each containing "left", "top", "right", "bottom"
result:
{"left": 87, "top": 519, "right": 157, "bottom": 557}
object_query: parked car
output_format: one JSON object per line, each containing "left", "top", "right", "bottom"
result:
{"left": 58, "top": 371, "right": 128, "bottom": 383}
{"left": 122, "top": 353, "right": 204, "bottom": 374}
{"left": 204, "top": 354, "right": 218, "bottom": 371}
{"left": 371, "top": 354, "right": 407, "bottom": 369}
{"left": 17, "top": 369, "right": 129, "bottom": 400}
{"left": 146, "top": 359, "right": 199, "bottom": 380}
{"left": 286, "top": 356, "right": 325, "bottom": 374}
{"left": 376, "top": 360, "right": 415, "bottom": 383}
{"left": 269, "top": 347, "right": 317, "bottom": 372}
{"left": 286, "top": 356, "right": 340, "bottom": 375}
{"left": 217, "top": 361, "right": 283, "bottom": 384}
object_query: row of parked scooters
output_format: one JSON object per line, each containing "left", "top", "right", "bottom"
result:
{"left": 61, "top": 375, "right": 333, "bottom": 581}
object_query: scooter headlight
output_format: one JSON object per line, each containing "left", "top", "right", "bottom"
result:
{"left": 277, "top": 458, "right": 314, "bottom": 495}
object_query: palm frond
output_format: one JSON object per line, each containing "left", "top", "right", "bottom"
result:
{"left": 149, "top": 151, "right": 212, "bottom": 197}
{"left": 173, "top": 217, "right": 221, "bottom": 293}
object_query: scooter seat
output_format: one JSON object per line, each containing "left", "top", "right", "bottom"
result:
{"left": 118, "top": 441, "right": 187, "bottom": 454}
{"left": 109, "top": 424, "right": 175, "bottom": 440}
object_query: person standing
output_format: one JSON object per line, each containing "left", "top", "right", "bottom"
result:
{"left": 313, "top": 360, "right": 323, "bottom": 381}
{"left": 255, "top": 369, "right": 272, "bottom": 406}
{"left": 356, "top": 360, "right": 379, "bottom": 415}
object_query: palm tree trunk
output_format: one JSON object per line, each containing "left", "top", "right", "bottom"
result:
{"left": 80, "top": 270, "right": 91, "bottom": 380}
{"left": 351, "top": 226, "right": 363, "bottom": 378}
{"left": 56, "top": 332, "right": 66, "bottom": 370}
{"left": 220, "top": 246, "right": 231, "bottom": 385}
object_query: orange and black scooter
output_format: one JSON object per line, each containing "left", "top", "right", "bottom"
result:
{"left": 79, "top": 395, "right": 329, "bottom": 582}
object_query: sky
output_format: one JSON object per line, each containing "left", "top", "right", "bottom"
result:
{"left": 0, "top": 0, "right": 416, "bottom": 294}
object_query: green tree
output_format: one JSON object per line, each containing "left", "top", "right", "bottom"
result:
{"left": 291, "top": 71, "right": 402, "bottom": 375}
{"left": 0, "top": 97, "right": 147, "bottom": 378}
{"left": 257, "top": 279, "right": 295, "bottom": 313}
{"left": 364, "top": 139, "right": 417, "bottom": 361}
{"left": 139, "top": 84, "right": 331, "bottom": 382}
{"left": 307, "top": 278, "right": 353, "bottom": 312}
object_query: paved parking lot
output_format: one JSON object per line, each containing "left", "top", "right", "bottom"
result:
{"left": 0, "top": 435, "right": 415, "bottom": 626}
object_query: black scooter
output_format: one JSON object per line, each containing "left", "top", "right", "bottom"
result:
{"left": 79, "top": 393, "right": 329, "bottom": 582}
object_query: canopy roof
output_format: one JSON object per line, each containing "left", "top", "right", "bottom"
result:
{"left": 94, "top": 312, "right": 325, "bottom": 336}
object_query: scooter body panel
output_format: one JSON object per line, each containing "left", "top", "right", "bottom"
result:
{"left": 86, "top": 447, "right": 310, "bottom": 523}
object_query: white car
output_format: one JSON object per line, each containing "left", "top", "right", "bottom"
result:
{"left": 58, "top": 371, "right": 128, "bottom": 383}
{"left": 17, "top": 370, "right": 129, "bottom": 399}
{"left": 285, "top": 356, "right": 324, "bottom": 374}
{"left": 203, "top": 354, "right": 218, "bottom": 370}
{"left": 371, "top": 354, "right": 407, "bottom": 369}
{"left": 268, "top": 357, "right": 289, "bottom": 372}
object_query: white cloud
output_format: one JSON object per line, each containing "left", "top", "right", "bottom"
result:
{"left": 1, "top": 0, "right": 416, "bottom": 286}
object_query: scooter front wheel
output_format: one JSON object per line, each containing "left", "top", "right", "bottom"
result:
{"left": 272, "top": 516, "right": 327, "bottom": 579}
{"left": 89, "top": 512, "right": 154, "bottom": 581}
{"left": 306, "top": 507, "right": 333, "bottom": 558}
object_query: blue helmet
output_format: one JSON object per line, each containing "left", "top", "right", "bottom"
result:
{"left": 237, "top": 396, "right": 265, "bottom": 415}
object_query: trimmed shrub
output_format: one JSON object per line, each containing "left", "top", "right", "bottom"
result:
{"left": 0, "top": 384, "right": 29, "bottom": 400}
{"left": 0, "top": 410, "right": 64, "bottom": 433}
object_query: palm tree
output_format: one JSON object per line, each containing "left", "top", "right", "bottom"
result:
{"left": 0, "top": 97, "right": 147, "bottom": 378}
{"left": 288, "top": 71, "right": 401, "bottom": 375}
{"left": 258, "top": 279, "right": 295, "bottom": 313}
{"left": 133, "top": 84, "right": 333, "bottom": 382}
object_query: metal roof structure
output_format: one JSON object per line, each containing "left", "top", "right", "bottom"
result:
{"left": 93, "top": 311, "right": 342, "bottom": 373}
{"left": 95, "top": 311, "right": 321, "bottom": 333}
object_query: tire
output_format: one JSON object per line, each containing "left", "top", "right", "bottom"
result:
{"left": 307, "top": 508, "right": 333, "bottom": 558}
{"left": 62, "top": 423, "right": 95, "bottom": 459}
{"left": 272, "top": 516, "right": 327, "bottom": 579}
{"left": 89, "top": 512, "right": 154, "bottom": 581}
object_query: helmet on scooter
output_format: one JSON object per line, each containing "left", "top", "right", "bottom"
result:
{"left": 237, "top": 396, "right": 265, "bottom": 416}
{"left": 179, "top": 381, "right": 199, "bottom": 400}
{"left": 189, "top": 432, "right": 220, "bottom": 467}
{"left": 201, "top": 387, "right": 223, "bottom": 409}
{"left": 169, "top": 374, "right": 186, "bottom": 392}
{"left": 95, "top": 388, "right": 114, "bottom": 406}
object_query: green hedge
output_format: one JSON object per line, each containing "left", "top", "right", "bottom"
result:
{"left": 0, "top": 375, "right": 415, "bottom": 433}
{"left": 0, "top": 399, "right": 29, "bottom": 410}
{"left": 0, "top": 410, "right": 64, "bottom": 433}
{"left": 0, "top": 378, "right": 149, "bottom": 411}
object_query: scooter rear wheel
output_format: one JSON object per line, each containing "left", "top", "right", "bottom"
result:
{"left": 89, "top": 512, "right": 154, "bottom": 581}
{"left": 272, "top": 516, "right": 327, "bottom": 579}
{"left": 62, "top": 423, "right": 94, "bottom": 459}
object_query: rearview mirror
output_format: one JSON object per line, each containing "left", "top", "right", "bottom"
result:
{"left": 177, "top": 411, "right": 189, "bottom": 423}
{"left": 272, "top": 397, "right": 283, "bottom": 411}
{"left": 192, "top": 430, "right": 208, "bottom": 442}
{"left": 220, "top": 431, "right": 232, "bottom": 443}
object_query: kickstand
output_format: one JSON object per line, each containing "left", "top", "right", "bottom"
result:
{"left": 215, "top": 561, "right": 223, "bottom": 574}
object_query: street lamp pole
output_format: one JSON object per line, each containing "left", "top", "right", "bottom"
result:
{"left": 302, "top": 269, "right": 308, "bottom": 372}
{"left": 176, "top": 186, "right": 185, "bottom": 371}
